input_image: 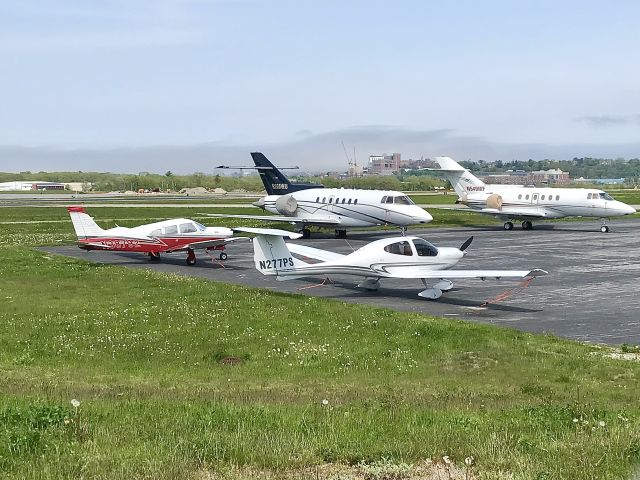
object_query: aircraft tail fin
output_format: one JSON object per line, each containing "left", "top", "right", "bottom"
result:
{"left": 67, "top": 206, "right": 104, "bottom": 238}
{"left": 250, "top": 230, "right": 308, "bottom": 277}
{"left": 432, "top": 157, "right": 486, "bottom": 197}
{"left": 251, "top": 152, "right": 323, "bottom": 195}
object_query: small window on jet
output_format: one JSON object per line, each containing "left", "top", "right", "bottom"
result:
{"left": 329, "top": 198, "right": 333, "bottom": 203}
{"left": 556, "top": 195, "right": 560, "bottom": 200}
{"left": 587, "top": 193, "right": 592, "bottom": 199}
{"left": 348, "top": 199, "right": 352, "bottom": 204}
{"left": 525, "top": 194, "right": 530, "bottom": 200}
{"left": 381, "top": 196, "right": 387, "bottom": 203}
{"left": 164, "top": 225, "right": 178, "bottom": 235}
{"left": 322, "top": 197, "right": 326, "bottom": 203}
{"left": 518, "top": 194, "right": 522, "bottom": 200}
{"left": 541, "top": 195, "right": 545, "bottom": 200}
{"left": 342, "top": 198, "right": 346, "bottom": 204}
{"left": 316, "top": 197, "right": 319, "bottom": 203}
{"left": 354, "top": 199, "right": 358, "bottom": 204}
{"left": 394, "top": 195, "right": 414, "bottom": 205}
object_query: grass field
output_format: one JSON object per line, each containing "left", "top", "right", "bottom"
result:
{"left": 0, "top": 206, "right": 639, "bottom": 479}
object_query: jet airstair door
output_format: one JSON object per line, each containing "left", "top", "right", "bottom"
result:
{"left": 531, "top": 193, "right": 539, "bottom": 205}
{"left": 328, "top": 195, "right": 335, "bottom": 212}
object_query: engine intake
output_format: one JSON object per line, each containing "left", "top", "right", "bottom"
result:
{"left": 275, "top": 195, "right": 298, "bottom": 216}
{"left": 486, "top": 193, "right": 503, "bottom": 210}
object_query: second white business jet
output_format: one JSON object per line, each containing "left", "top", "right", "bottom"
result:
{"left": 428, "top": 157, "right": 636, "bottom": 232}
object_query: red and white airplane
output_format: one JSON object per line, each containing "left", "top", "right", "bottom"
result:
{"left": 67, "top": 206, "right": 244, "bottom": 265}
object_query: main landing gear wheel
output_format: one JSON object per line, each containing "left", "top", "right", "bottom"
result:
{"left": 148, "top": 252, "right": 161, "bottom": 261}
{"left": 503, "top": 221, "right": 514, "bottom": 231}
{"left": 219, "top": 252, "right": 228, "bottom": 261}
{"left": 301, "top": 228, "right": 311, "bottom": 239}
{"left": 600, "top": 225, "right": 610, "bottom": 233}
{"left": 521, "top": 221, "right": 533, "bottom": 230}
{"left": 334, "top": 229, "right": 347, "bottom": 239}
{"left": 186, "top": 249, "right": 197, "bottom": 266}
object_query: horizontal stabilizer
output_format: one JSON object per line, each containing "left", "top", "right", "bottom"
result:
{"left": 233, "top": 227, "right": 302, "bottom": 239}
{"left": 286, "top": 243, "right": 346, "bottom": 262}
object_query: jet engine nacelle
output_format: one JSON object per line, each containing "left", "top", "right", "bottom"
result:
{"left": 486, "top": 193, "right": 503, "bottom": 210}
{"left": 275, "top": 195, "right": 298, "bottom": 216}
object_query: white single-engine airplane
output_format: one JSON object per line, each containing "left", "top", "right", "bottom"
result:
{"left": 67, "top": 206, "right": 244, "bottom": 265}
{"left": 243, "top": 228, "right": 547, "bottom": 300}
{"left": 428, "top": 157, "right": 636, "bottom": 232}
{"left": 204, "top": 152, "right": 433, "bottom": 238}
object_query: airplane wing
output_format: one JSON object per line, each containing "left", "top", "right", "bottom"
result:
{"left": 429, "top": 205, "right": 549, "bottom": 220}
{"left": 286, "top": 243, "right": 346, "bottom": 262}
{"left": 199, "top": 213, "right": 341, "bottom": 226}
{"left": 381, "top": 268, "right": 547, "bottom": 280}
{"left": 165, "top": 237, "right": 250, "bottom": 251}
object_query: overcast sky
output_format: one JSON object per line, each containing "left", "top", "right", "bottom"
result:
{"left": 1, "top": 0, "right": 640, "bottom": 173}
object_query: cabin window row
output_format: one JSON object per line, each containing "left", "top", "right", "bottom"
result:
{"left": 315, "top": 197, "right": 358, "bottom": 205}
{"left": 517, "top": 193, "right": 561, "bottom": 201}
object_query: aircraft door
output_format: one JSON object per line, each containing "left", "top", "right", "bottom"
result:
{"left": 531, "top": 193, "right": 539, "bottom": 205}
{"left": 328, "top": 195, "right": 335, "bottom": 212}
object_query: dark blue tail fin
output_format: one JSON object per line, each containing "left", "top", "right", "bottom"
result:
{"left": 251, "top": 152, "right": 324, "bottom": 195}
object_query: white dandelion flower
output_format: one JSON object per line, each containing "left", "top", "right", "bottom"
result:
{"left": 321, "top": 399, "right": 329, "bottom": 406}
{"left": 70, "top": 399, "right": 80, "bottom": 408}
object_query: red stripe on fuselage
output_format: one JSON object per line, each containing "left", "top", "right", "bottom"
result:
{"left": 77, "top": 236, "right": 228, "bottom": 253}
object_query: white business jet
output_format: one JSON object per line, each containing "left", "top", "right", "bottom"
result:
{"left": 204, "top": 152, "right": 433, "bottom": 238}
{"left": 428, "top": 157, "right": 636, "bottom": 232}
{"left": 241, "top": 228, "right": 547, "bottom": 300}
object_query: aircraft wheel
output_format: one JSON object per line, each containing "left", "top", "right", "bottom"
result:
{"left": 301, "top": 228, "right": 311, "bottom": 239}
{"left": 335, "top": 229, "right": 347, "bottom": 239}
{"left": 522, "top": 221, "right": 533, "bottom": 230}
{"left": 186, "top": 249, "right": 197, "bottom": 265}
{"left": 503, "top": 221, "right": 514, "bottom": 231}
{"left": 600, "top": 225, "right": 609, "bottom": 233}
{"left": 219, "top": 252, "right": 228, "bottom": 260}
{"left": 148, "top": 252, "right": 161, "bottom": 261}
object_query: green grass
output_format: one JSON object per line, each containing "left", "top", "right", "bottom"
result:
{"left": 0, "top": 208, "right": 639, "bottom": 479}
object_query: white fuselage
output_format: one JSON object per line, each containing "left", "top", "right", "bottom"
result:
{"left": 463, "top": 186, "right": 635, "bottom": 219}
{"left": 258, "top": 188, "right": 433, "bottom": 227}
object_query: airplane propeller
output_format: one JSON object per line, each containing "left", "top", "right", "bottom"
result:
{"left": 459, "top": 236, "right": 474, "bottom": 252}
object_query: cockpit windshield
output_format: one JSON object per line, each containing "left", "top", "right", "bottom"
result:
{"left": 194, "top": 221, "right": 207, "bottom": 231}
{"left": 598, "top": 192, "right": 614, "bottom": 201}
{"left": 394, "top": 195, "right": 415, "bottom": 205}
{"left": 412, "top": 238, "right": 438, "bottom": 256}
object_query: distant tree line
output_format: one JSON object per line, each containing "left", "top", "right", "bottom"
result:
{"left": 458, "top": 158, "right": 640, "bottom": 183}
{"left": 1, "top": 157, "right": 638, "bottom": 192}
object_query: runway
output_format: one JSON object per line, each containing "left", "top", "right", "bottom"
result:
{"left": 44, "top": 218, "right": 640, "bottom": 346}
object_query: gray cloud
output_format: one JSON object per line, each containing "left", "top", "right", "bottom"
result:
{"left": 2, "top": 126, "right": 640, "bottom": 174}
{"left": 576, "top": 114, "right": 640, "bottom": 127}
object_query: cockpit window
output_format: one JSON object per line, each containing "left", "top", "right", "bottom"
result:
{"left": 381, "top": 196, "right": 388, "bottom": 203}
{"left": 599, "top": 192, "right": 614, "bottom": 200}
{"left": 413, "top": 238, "right": 438, "bottom": 257}
{"left": 384, "top": 241, "right": 413, "bottom": 256}
{"left": 194, "top": 221, "right": 207, "bottom": 231}
{"left": 150, "top": 229, "right": 161, "bottom": 236}
{"left": 179, "top": 222, "right": 197, "bottom": 233}
{"left": 164, "top": 225, "right": 178, "bottom": 235}
{"left": 385, "top": 197, "right": 394, "bottom": 204}
{"left": 394, "top": 195, "right": 415, "bottom": 205}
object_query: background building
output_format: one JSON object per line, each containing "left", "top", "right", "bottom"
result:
{"left": 368, "top": 153, "right": 401, "bottom": 175}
